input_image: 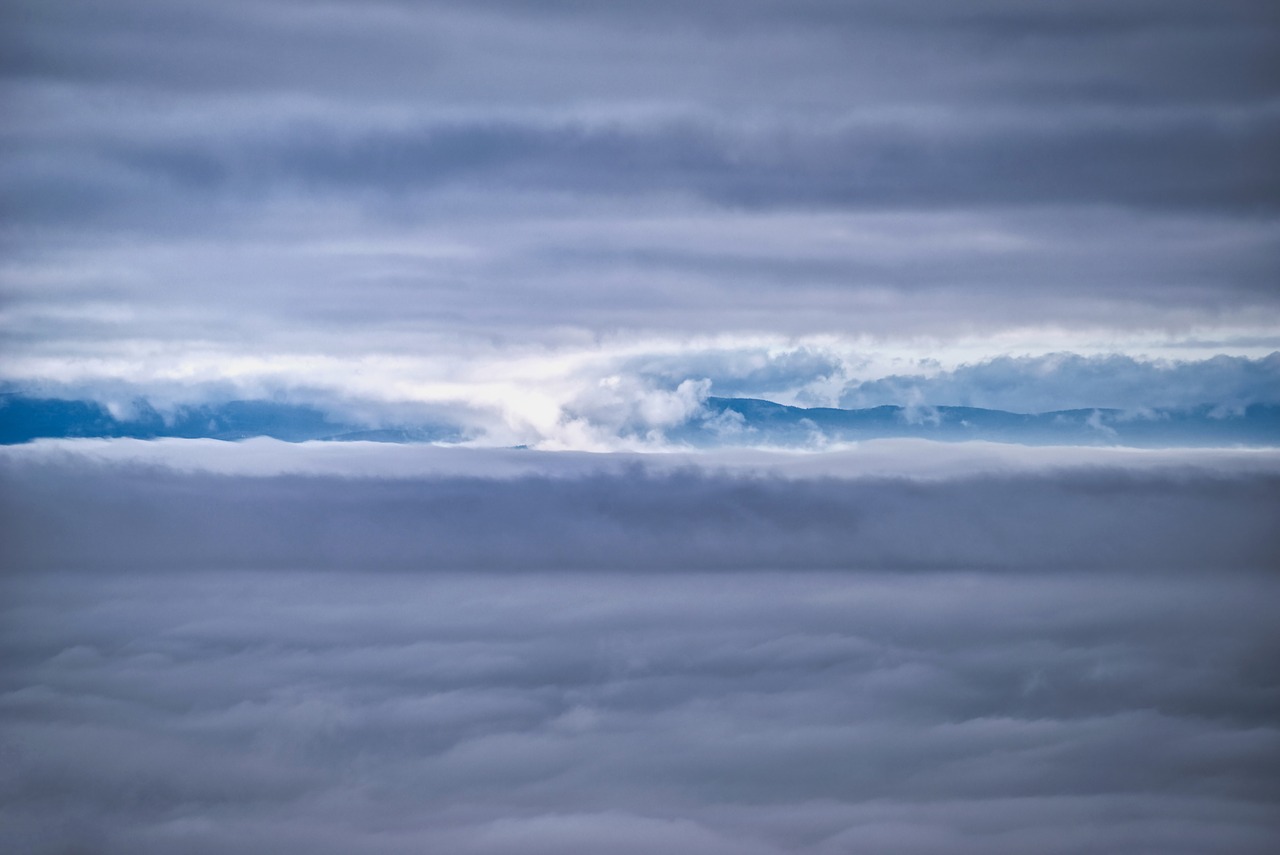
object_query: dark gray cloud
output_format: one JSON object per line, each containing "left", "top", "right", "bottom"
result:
{"left": 2, "top": 0, "right": 1277, "bottom": 360}
{"left": 2, "top": 455, "right": 1278, "bottom": 574}
{"left": 6, "top": 1, "right": 1277, "bottom": 105}
{"left": 2, "top": 451, "right": 1279, "bottom": 853}
{"left": 10, "top": 111, "right": 1280, "bottom": 229}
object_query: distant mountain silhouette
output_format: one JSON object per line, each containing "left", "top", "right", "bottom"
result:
{"left": 2, "top": 393, "right": 1277, "bottom": 447}
{"left": 673, "top": 397, "right": 1280, "bottom": 447}
{"left": 0, "top": 395, "right": 460, "bottom": 444}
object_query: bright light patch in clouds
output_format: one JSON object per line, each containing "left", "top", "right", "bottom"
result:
{"left": 5, "top": 338, "right": 1279, "bottom": 448}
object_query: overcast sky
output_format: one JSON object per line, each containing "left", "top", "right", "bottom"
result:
{"left": 4, "top": 5, "right": 1280, "bottom": 852}
{"left": 2, "top": 0, "right": 1278, "bottom": 445}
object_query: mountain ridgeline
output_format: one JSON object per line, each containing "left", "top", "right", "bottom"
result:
{"left": 1, "top": 394, "right": 1277, "bottom": 448}
{"left": 678, "top": 397, "right": 1280, "bottom": 448}
{"left": 0, "top": 396, "right": 459, "bottom": 445}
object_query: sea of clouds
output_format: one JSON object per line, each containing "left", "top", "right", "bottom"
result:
{"left": 3, "top": 441, "right": 1277, "bottom": 854}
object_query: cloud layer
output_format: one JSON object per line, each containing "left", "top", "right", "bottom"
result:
{"left": 3, "top": 0, "right": 1278, "bottom": 408}
{"left": 3, "top": 446, "right": 1278, "bottom": 573}
{"left": 4, "top": 4, "right": 1279, "bottom": 850}
{"left": 3, "top": 446, "right": 1279, "bottom": 854}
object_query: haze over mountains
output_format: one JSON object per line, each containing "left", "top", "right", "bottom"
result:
{"left": 4, "top": 392, "right": 1277, "bottom": 449}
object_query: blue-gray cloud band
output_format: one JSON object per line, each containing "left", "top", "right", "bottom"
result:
{"left": 2, "top": 453, "right": 1278, "bottom": 853}
{"left": 3, "top": 456, "right": 1277, "bottom": 574}
{"left": 3, "top": 0, "right": 1277, "bottom": 348}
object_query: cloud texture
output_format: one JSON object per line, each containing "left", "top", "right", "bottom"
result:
{"left": 3, "top": 3, "right": 1279, "bottom": 851}
{"left": 3, "top": 0, "right": 1278, "bottom": 424}
{"left": 3, "top": 447, "right": 1278, "bottom": 573}
{"left": 2, "top": 445, "right": 1279, "bottom": 853}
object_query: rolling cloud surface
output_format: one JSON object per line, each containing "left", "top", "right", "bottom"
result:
{"left": 2, "top": 445, "right": 1278, "bottom": 854}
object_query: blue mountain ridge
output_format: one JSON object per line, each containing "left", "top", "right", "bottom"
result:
{"left": 0, "top": 395, "right": 460, "bottom": 445}
{"left": 1, "top": 393, "right": 1277, "bottom": 447}
{"left": 670, "top": 397, "right": 1280, "bottom": 447}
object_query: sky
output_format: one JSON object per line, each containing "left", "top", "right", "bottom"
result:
{"left": 2, "top": 2, "right": 1280, "bottom": 853}
{"left": 2, "top": 0, "right": 1279, "bottom": 446}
